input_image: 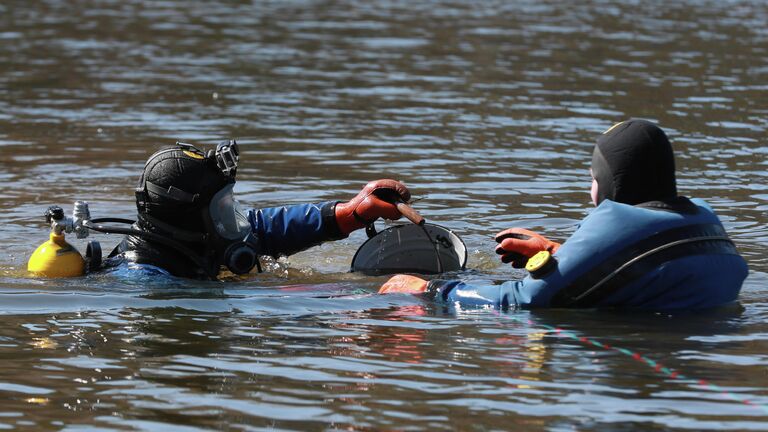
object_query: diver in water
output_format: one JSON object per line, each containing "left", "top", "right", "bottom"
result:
{"left": 380, "top": 120, "right": 749, "bottom": 310}
{"left": 104, "top": 140, "right": 411, "bottom": 279}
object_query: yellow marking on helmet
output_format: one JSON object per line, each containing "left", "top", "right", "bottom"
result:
{"left": 603, "top": 121, "right": 625, "bottom": 134}
{"left": 183, "top": 150, "right": 205, "bottom": 159}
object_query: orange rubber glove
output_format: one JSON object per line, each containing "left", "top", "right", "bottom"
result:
{"left": 379, "top": 274, "right": 428, "bottom": 294}
{"left": 495, "top": 228, "right": 561, "bottom": 269}
{"left": 335, "top": 179, "right": 411, "bottom": 235}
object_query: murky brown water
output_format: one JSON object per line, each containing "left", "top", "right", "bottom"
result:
{"left": 1, "top": 1, "right": 767, "bottom": 430}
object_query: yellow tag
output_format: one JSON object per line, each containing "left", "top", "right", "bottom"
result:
{"left": 183, "top": 150, "right": 205, "bottom": 159}
{"left": 603, "top": 121, "right": 625, "bottom": 134}
{"left": 526, "top": 250, "right": 551, "bottom": 273}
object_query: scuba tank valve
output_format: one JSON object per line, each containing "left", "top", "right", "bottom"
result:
{"left": 72, "top": 200, "right": 91, "bottom": 239}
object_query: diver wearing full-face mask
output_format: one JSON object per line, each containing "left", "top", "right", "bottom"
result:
{"left": 105, "top": 141, "right": 412, "bottom": 280}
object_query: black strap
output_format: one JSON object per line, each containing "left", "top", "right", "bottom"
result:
{"left": 324, "top": 202, "right": 346, "bottom": 240}
{"left": 137, "top": 214, "right": 207, "bottom": 243}
{"left": 144, "top": 181, "right": 199, "bottom": 203}
{"left": 550, "top": 223, "right": 740, "bottom": 308}
{"left": 635, "top": 196, "right": 699, "bottom": 214}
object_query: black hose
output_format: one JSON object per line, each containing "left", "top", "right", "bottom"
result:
{"left": 83, "top": 221, "right": 215, "bottom": 278}
{"left": 90, "top": 217, "right": 136, "bottom": 224}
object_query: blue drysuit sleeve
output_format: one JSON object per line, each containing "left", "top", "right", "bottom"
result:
{"left": 248, "top": 201, "right": 345, "bottom": 258}
{"left": 428, "top": 280, "right": 525, "bottom": 308}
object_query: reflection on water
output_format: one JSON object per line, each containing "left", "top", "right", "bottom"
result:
{"left": 1, "top": 0, "right": 767, "bottom": 430}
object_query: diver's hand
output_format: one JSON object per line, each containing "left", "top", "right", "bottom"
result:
{"left": 495, "top": 228, "right": 561, "bottom": 269}
{"left": 379, "top": 274, "right": 428, "bottom": 294}
{"left": 335, "top": 179, "right": 411, "bottom": 235}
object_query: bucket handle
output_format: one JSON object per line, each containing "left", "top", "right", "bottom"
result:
{"left": 365, "top": 223, "right": 377, "bottom": 239}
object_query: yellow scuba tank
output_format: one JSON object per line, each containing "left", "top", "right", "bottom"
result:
{"left": 27, "top": 204, "right": 90, "bottom": 278}
{"left": 28, "top": 232, "right": 85, "bottom": 277}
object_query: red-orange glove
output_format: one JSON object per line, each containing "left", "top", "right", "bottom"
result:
{"left": 335, "top": 179, "right": 411, "bottom": 235}
{"left": 495, "top": 228, "right": 561, "bottom": 269}
{"left": 379, "top": 274, "right": 428, "bottom": 294}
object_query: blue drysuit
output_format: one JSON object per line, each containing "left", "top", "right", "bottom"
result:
{"left": 429, "top": 199, "right": 748, "bottom": 310}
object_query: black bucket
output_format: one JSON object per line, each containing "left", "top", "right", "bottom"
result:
{"left": 350, "top": 223, "right": 467, "bottom": 275}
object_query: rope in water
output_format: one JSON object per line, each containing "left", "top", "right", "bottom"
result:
{"left": 492, "top": 311, "right": 768, "bottom": 414}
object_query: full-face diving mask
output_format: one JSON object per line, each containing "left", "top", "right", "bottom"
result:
{"left": 206, "top": 183, "right": 260, "bottom": 275}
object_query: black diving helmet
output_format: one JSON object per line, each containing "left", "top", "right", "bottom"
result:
{"left": 133, "top": 140, "right": 261, "bottom": 277}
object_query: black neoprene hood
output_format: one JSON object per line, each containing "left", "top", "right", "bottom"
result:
{"left": 591, "top": 119, "right": 678, "bottom": 206}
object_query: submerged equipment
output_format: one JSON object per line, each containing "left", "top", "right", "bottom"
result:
{"left": 351, "top": 222, "right": 467, "bottom": 275}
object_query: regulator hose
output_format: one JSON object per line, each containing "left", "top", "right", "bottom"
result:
{"left": 90, "top": 217, "right": 136, "bottom": 224}
{"left": 82, "top": 221, "right": 216, "bottom": 279}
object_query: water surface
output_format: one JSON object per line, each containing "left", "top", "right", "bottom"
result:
{"left": 1, "top": 1, "right": 767, "bottom": 430}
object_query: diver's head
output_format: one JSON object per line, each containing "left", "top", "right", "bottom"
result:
{"left": 591, "top": 119, "right": 677, "bottom": 206}
{"left": 134, "top": 141, "right": 259, "bottom": 276}
{"left": 135, "top": 142, "right": 234, "bottom": 231}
